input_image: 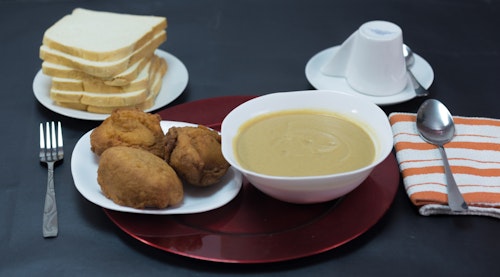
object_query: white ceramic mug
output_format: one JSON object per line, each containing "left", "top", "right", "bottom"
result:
{"left": 322, "top": 20, "right": 407, "bottom": 96}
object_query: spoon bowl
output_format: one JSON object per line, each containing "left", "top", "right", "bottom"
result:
{"left": 416, "top": 99, "right": 468, "bottom": 211}
{"left": 417, "top": 101, "right": 455, "bottom": 145}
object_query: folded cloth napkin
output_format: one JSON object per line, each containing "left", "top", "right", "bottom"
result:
{"left": 389, "top": 112, "right": 500, "bottom": 218}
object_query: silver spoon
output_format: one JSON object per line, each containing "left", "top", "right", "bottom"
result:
{"left": 416, "top": 99, "right": 468, "bottom": 212}
{"left": 403, "top": 45, "right": 429, "bottom": 97}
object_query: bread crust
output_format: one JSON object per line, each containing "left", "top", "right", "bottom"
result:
{"left": 50, "top": 56, "right": 166, "bottom": 112}
{"left": 42, "top": 55, "right": 152, "bottom": 87}
{"left": 51, "top": 55, "right": 160, "bottom": 93}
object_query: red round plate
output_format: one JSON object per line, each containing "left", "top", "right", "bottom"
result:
{"left": 103, "top": 96, "right": 400, "bottom": 263}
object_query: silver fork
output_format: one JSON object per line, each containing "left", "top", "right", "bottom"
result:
{"left": 39, "top": 121, "right": 64, "bottom": 238}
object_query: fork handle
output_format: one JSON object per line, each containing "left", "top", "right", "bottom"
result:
{"left": 43, "top": 161, "right": 58, "bottom": 238}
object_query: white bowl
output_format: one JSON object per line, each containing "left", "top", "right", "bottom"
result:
{"left": 221, "top": 90, "right": 394, "bottom": 204}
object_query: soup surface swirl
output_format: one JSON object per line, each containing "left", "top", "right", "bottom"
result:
{"left": 234, "top": 109, "right": 376, "bottom": 176}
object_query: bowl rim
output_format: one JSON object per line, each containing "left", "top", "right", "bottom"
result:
{"left": 221, "top": 89, "right": 394, "bottom": 181}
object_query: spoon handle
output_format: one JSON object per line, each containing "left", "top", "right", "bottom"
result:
{"left": 438, "top": 146, "right": 468, "bottom": 211}
{"left": 408, "top": 69, "right": 429, "bottom": 97}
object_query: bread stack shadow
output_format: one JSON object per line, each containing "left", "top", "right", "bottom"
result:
{"left": 39, "top": 8, "right": 168, "bottom": 114}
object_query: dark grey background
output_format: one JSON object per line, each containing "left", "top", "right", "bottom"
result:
{"left": 1, "top": 0, "right": 499, "bottom": 276}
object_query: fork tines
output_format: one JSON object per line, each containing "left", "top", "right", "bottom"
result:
{"left": 39, "top": 121, "right": 64, "bottom": 161}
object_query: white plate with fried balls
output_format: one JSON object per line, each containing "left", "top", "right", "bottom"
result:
{"left": 72, "top": 121, "right": 243, "bottom": 214}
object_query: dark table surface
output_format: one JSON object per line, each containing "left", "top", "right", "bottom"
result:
{"left": 1, "top": 0, "right": 499, "bottom": 276}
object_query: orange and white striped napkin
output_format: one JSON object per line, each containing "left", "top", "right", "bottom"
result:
{"left": 389, "top": 112, "right": 500, "bottom": 218}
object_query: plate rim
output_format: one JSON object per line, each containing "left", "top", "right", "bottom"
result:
{"left": 33, "top": 49, "right": 188, "bottom": 121}
{"left": 104, "top": 154, "right": 399, "bottom": 263}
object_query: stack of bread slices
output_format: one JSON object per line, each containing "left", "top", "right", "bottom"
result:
{"left": 39, "top": 8, "right": 168, "bottom": 114}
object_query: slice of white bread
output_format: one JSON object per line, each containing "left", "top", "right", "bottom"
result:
{"left": 41, "top": 55, "right": 151, "bottom": 86}
{"left": 51, "top": 86, "right": 148, "bottom": 107}
{"left": 86, "top": 57, "right": 167, "bottom": 113}
{"left": 40, "top": 30, "right": 166, "bottom": 78}
{"left": 50, "top": 55, "right": 158, "bottom": 93}
{"left": 55, "top": 66, "right": 165, "bottom": 113}
{"left": 52, "top": 56, "right": 167, "bottom": 113}
{"left": 42, "top": 8, "right": 167, "bottom": 62}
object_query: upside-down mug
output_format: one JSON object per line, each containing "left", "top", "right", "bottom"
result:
{"left": 321, "top": 20, "right": 407, "bottom": 96}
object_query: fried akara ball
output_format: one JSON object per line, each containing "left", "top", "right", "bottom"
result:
{"left": 97, "top": 146, "right": 183, "bottom": 209}
{"left": 90, "top": 108, "right": 165, "bottom": 158}
{"left": 165, "top": 126, "right": 230, "bottom": 187}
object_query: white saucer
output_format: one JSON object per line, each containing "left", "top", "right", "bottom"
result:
{"left": 305, "top": 46, "right": 434, "bottom": 105}
{"left": 72, "top": 120, "right": 242, "bottom": 215}
{"left": 33, "top": 49, "right": 189, "bottom": 121}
